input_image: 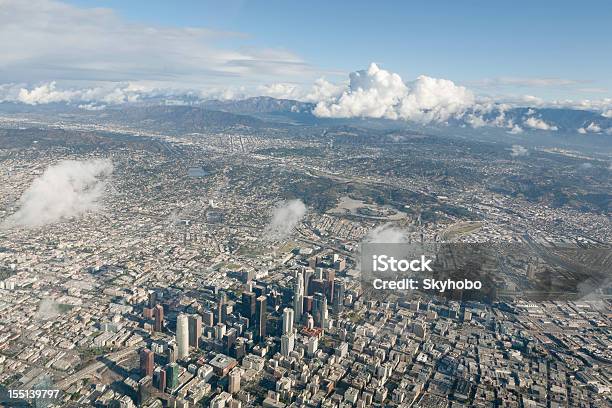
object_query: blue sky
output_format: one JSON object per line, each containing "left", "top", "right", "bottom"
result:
{"left": 1, "top": 0, "right": 610, "bottom": 108}
{"left": 62, "top": 0, "right": 612, "bottom": 100}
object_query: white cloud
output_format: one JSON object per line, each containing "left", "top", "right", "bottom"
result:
{"left": 304, "top": 78, "right": 346, "bottom": 103}
{"left": 17, "top": 82, "right": 79, "bottom": 104}
{"left": 510, "top": 145, "right": 528, "bottom": 157}
{"left": 0, "top": 0, "right": 315, "bottom": 87}
{"left": 586, "top": 122, "right": 602, "bottom": 133}
{"left": 508, "top": 125, "right": 524, "bottom": 134}
{"left": 313, "top": 63, "right": 475, "bottom": 124}
{"left": 264, "top": 199, "right": 307, "bottom": 241}
{"left": 578, "top": 122, "right": 604, "bottom": 134}
{"left": 602, "top": 109, "right": 612, "bottom": 118}
{"left": 313, "top": 63, "right": 408, "bottom": 120}
{"left": 523, "top": 117, "right": 558, "bottom": 131}
{"left": 2, "top": 158, "right": 113, "bottom": 228}
{"left": 256, "top": 83, "right": 304, "bottom": 100}
{"left": 364, "top": 223, "right": 409, "bottom": 244}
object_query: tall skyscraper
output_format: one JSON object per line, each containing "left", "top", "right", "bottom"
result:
{"left": 313, "top": 292, "right": 325, "bottom": 327}
{"left": 215, "top": 323, "right": 226, "bottom": 341}
{"left": 167, "top": 343, "right": 177, "bottom": 363}
{"left": 154, "top": 304, "right": 164, "bottom": 332}
{"left": 217, "top": 291, "right": 226, "bottom": 324}
{"left": 176, "top": 314, "right": 189, "bottom": 359}
{"left": 293, "top": 272, "right": 304, "bottom": 324}
{"left": 282, "top": 308, "right": 294, "bottom": 335}
{"left": 140, "top": 348, "right": 154, "bottom": 377}
{"left": 321, "top": 295, "right": 329, "bottom": 329}
{"left": 188, "top": 314, "right": 202, "bottom": 348}
{"left": 303, "top": 268, "right": 314, "bottom": 296}
{"left": 325, "top": 269, "right": 335, "bottom": 303}
{"left": 333, "top": 279, "right": 345, "bottom": 314}
{"left": 228, "top": 368, "right": 241, "bottom": 393}
{"left": 281, "top": 333, "right": 295, "bottom": 357}
{"left": 203, "top": 309, "right": 214, "bottom": 327}
{"left": 310, "top": 279, "right": 325, "bottom": 298}
{"left": 255, "top": 295, "right": 267, "bottom": 340}
{"left": 223, "top": 328, "right": 237, "bottom": 355}
{"left": 166, "top": 363, "right": 179, "bottom": 390}
{"left": 148, "top": 290, "right": 157, "bottom": 308}
{"left": 241, "top": 291, "right": 256, "bottom": 323}
{"left": 157, "top": 368, "right": 167, "bottom": 392}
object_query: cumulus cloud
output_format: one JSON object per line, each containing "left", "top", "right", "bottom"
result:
{"left": 508, "top": 124, "right": 524, "bottom": 134}
{"left": 13, "top": 81, "right": 184, "bottom": 105}
{"left": 313, "top": 63, "right": 475, "bottom": 124}
{"left": 603, "top": 110, "right": 612, "bottom": 118}
{"left": 264, "top": 199, "right": 307, "bottom": 241}
{"left": 510, "top": 145, "right": 528, "bottom": 157}
{"left": 17, "top": 82, "right": 79, "bottom": 104}
{"left": 523, "top": 117, "right": 558, "bottom": 131}
{"left": 586, "top": 122, "right": 602, "bottom": 133}
{"left": 364, "top": 223, "right": 409, "bottom": 244}
{"left": 2, "top": 159, "right": 113, "bottom": 228}
{"left": 304, "top": 78, "right": 345, "bottom": 103}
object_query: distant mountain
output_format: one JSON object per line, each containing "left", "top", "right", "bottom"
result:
{"left": 97, "top": 105, "right": 266, "bottom": 132}
{"left": 0, "top": 97, "right": 609, "bottom": 136}
{"left": 200, "top": 96, "right": 313, "bottom": 114}
{"left": 474, "top": 107, "right": 612, "bottom": 133}
{"left": 198, "top": 97, "right": 612, "bottom": 134}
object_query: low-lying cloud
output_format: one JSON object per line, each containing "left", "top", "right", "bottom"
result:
{"left": 364, "top": 223, "right": 410, "bottom": 244}
{"left": 264, "top": 199, "right": 307, "bottom": 241}
{"left": 510, "top": 145, "right": 529, "bottom": 157}
{"left": 2, "top": 158, "right": 113, "bottom": 228}
{"left": 523, "top": 117, "right": 558, "bottom": 131}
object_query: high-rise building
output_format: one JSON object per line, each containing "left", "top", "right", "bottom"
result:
{"left": 325, "top": 269, "right": 335, "bottom": 303}
{"left": 241, "top": 291, "right": 256, "bottom": 323}
{"left": 176, "top": 314, "right": 189, "bottom": 359}
{"left": 217, "top": 291, "right": 226, "bottom": 324}
{"left": 188, "top": 314, "right": 202, "bottom": 348}
{"left": 215, "top": 323, "right": 226, "bottom": 341}
{"left": 203, "top": 309, "right": 214, "bottom": 327}
{"left": 148, "top": 290, "right": 157, "bottom": 308}
{"left": 310, "top": 279, "right": 325, "bottom": 298}
{"left": 140, "top": 348, "right": 154, "bottom": 377}
{"left": 166, "top": 363, "right": 179, "bottom": 390}
{"left": 255, "top": 295, "right": 267, "bottom": 340}
{"left": 306, "top": 336, "right": 318, "bottom": 356}
{"left": 293, "top": 272, "right": 304, "bottom": 323}
{"left": 333, "top": 279, "right": 345, "bottom": 313}
{"left": 167, "top": 343, "right": 177, "bottom": 363}
{"left": 321, "top": 296, "right": 329, "bottom": 329}
{"left": 154, "top": 304, "right": 164, "bottom": 332}
{"left": 303, "top": 296, "right": 313, "bottom": 314}
{"left": 223, "top": 328, "right": 237, "bottom": 355}
{"left": 313, "top": 292, "right": 325, "bottom": 327}
{"left": 228, "top": 368, "right": 241, "bottom": 393}
{"left": 303, "top": 269, "right": 314, "bottom": 296}
{"left": 280, "top": 333, "right": 295, "bottom": 357}
{"left": 157, "top": 368, "right": 167, "bottom": 392}
{"left": 282, "top": 308, "right": 294, "bottom": 335}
